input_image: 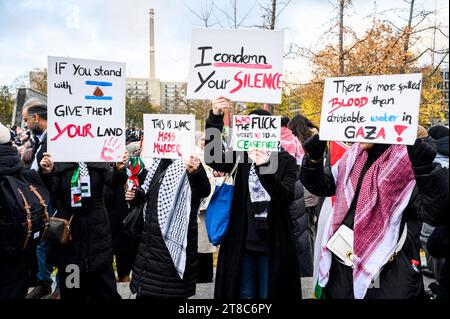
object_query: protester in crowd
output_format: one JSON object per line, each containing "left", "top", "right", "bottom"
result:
{"left": 204, "top": 96, "right": 301, "bottom": 299}
{"left": 39, "top": 152, "right": 129, "bottom": 299}
{"left": 22, "top": 99, "right": 48, "bottom": 172}
{"left": 422, "top": 124, "right": 449, "bottom": 298}
{"left": 0, "top": 122, "right": 48, "bottom": 299}
{"left": 280, "top": 118, "right": 313, "bottom": 278}
{"left": 125, "top": 152, "right": 210, "bottom": 299}
{"left": 288, "top": 114, "right": 322, "bottom": 238}
{"left": 280, "top": 116, "right": 304, "bottom": 165}
{"left": 105, "top": 143, "right": 144, "bottom": 282}
{"left": 20, "top": 99, "right": 58, "bottom": 299}
{"left": 301, "top": 132, "right": 449, "bottom": 299}
{"left": 195, "top": 131, "right": 216, "bottom": 283}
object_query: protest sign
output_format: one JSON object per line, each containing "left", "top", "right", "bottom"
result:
{"left": 319, "top": 73, "right": 422, "bottom": 145}
{"left": 187, "top": 28, "right": 284, "bottom": 104}
{"left": 47, "top": 56, "right": 126, "bottom": 162}
{"left": 231, "top": 115, "right": 281, "bottom": 152}
{"left": 143, "top": 114, "right": 196, "bottom": 159}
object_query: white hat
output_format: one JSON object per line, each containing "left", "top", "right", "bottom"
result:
{"left": 0, "top": 122, "right": 11, "bottom": 144}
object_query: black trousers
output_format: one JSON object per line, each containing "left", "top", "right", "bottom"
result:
{"left": 58, "top": 263, "right": 121, "bottom": 299}
{"left": 197, "top": 253, "right": 214, "bottom": 283}
{"left": 0, "top": 273, "right": 28, "bottom": 299}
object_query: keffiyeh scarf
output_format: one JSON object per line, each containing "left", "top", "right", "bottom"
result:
{"left": 314, "top": 143, "right": 416, "bottom": 299}
{"left": 248, "top": 163, "right": 271, "bottom": 222}
{"left": 142, "top": 158, "right": 192, "bottom": 279}
{"left": 280, "top": 126, "right": 304, "bottom": 165}
{"left": 70, "top": 162, "right": 91, "bottom": 207}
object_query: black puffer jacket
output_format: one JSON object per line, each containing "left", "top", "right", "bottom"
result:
{"left": 289, "top": 166, "right": 313, "bottom": 277}
{"left": 130, "top": 159, "right": 211, "bottom": 298}
{"left": 42, "top": 163, "right": 127, "bottom": 272}
{"left": 301, "top": 144, "right": 449, "bottom": 299}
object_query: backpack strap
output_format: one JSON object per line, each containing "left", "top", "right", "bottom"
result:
{"left": 17, "top": 188, "right": 32, "bottom": 249}
{"left": 29, "top": 184, "right": 50, "bottom": 239}
{"left": 29, "top": 185, "right": 50, "bottom": 232}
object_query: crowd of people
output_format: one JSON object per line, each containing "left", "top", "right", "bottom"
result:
{"left": 0, "top": 95, "right": 448, "bottom": 300}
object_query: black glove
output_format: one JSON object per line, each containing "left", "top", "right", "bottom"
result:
{"left": 303, "top": 134, "right": 326, "bottom": 161}
{"left": 407, "top": 138, "right": 437, "bottom": 171}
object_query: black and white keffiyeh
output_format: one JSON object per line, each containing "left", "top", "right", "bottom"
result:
{"left": 142, "top": 158, "right": 192, "bottom": 279}
{"left": 248, "top": 163, "right": 271, "bottom": 220}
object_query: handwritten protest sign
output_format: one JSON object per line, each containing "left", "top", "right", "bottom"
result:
{"left": 231, "top": 115, "right": 281, "bottom": 152}
{"left": 47, "top": 56, "right": 126, "bottom": 162}
{"left": 143, "top": 114, "right": 196, "bottom": 159}
{"left": 187, "top": 28, "right": 284, "bottom": 104}
{"left": 319, "top": 73, "right": 422, "bottom": 145}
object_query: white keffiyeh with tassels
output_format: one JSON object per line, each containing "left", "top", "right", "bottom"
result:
{"left": 142, "top": 158, "right": 192, "bottom": 279}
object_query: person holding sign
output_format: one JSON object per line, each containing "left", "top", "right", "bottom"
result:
{"left": 205, "top": 96, "right": 300, "bottom": 300}
{"left": 125, "top": 155, "right": 211, "bottom": 299}
{"left": 300, "top": 133, "right": 449, "bottom": 299}
{"left": 39, "top": 153, "right": 129, "bottom": 299}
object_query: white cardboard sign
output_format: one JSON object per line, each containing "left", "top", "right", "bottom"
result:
{"left": 187, "top": 28, "right": 284, "bottom": 104}
{"left": 47, "top": 56, "right": 126, "bottom": 162}
{"left": 143, "top": 114, "right": 196, "bottom": 159}
{"left": 231, "top": 115, "right": 281, "bottom": 152}
{"left": 319, "top": 73, "right": 422, "bottom": 145}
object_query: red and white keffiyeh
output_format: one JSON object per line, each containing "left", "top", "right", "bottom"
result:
{"left": 315, "top": 143, "right": 416, "bottom": 299}
{"left": 280, "top": 126, "right": 304, "bottom": 164}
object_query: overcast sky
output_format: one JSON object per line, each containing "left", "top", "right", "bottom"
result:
{"left": 0, "top": 0, "right": 448, "bottom": 87}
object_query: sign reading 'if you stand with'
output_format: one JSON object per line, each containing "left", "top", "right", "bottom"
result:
{"left": 47, "top": 56, "right": 126, "bottom": 162}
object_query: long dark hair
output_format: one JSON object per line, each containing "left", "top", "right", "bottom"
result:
{"left": 287, "top": 114, "right": 319, "bottom": 143}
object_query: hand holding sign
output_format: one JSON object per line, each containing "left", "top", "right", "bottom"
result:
{"left": 212, "top": 96, "right": 232, "bottom": 115}
{"left": 184, "top": 155, "right": 202, "bottom": 173}
{"left": 115, "top": 151, "right": 129, "bottom": 172}
{"left": 39, "top": 152, "right": 54, "bottom": 174}
{"left": 248, "top": 149, "right": 270, "bottom": 166}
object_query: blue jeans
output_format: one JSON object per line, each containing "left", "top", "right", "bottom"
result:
{"left": 36, "top": 202, "right": 59, "bottom": 288}
{"left": 239, "top": 251, "right": 269, "bottom": 299}
{"left": 36, "top": 240, "right": 53, "bottom": 284}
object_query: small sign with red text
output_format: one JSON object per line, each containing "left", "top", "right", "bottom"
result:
{"left": 143, "top": 114, "right": 196, "bottom": 160}
{"left": 319, "top": 73, "right": 422, "bottom": 145}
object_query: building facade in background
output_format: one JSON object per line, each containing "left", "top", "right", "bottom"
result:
{"left": 438, "top": 68, "right": 449, "bottom": 125}
{"left": 160, "top": 81, "right": 187, "bottom": 112}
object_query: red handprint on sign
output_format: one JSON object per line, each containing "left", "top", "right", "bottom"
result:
{"left": 100, "top": 137, "right": 122, "bottom": 161}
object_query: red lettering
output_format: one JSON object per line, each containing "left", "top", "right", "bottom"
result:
{"left": 328, "top": 97, "right": 369, "bottom": 114}
{"left": 51, "top": 122, "right": 94, "bottom": 141}
{"left": 230, "top": 72, "right": 282, "bottom": 94}
{"left": 229, "top": 71, "right": 244, "bottom": 94}
{"left": 355, "top": 127, "right": 365, "bottom": 138}
{"left": 376, "top": 127, "right": 386, "bottom": 140}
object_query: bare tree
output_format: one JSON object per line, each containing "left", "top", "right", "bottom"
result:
{"left": 260, "top": 0, "right": 292, "bottom": 30}
{"left": 185, "top": 0, "right": 218, "bottom": 27}
{"left": 381, "top": 0, "right": 449, "bottom": 75}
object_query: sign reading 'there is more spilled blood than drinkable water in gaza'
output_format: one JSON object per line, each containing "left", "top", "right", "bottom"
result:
{"left": 319, "top": 73, "right": 422, "bottom": 145}
{"left": 186, "top": 28, "right": 284, "bottom": 104}
{"left": 47, "top": 56, "right": 126, "bottom": 162}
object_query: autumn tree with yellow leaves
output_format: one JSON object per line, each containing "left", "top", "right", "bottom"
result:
{"left": 292, "top": 0, "right": 448, "bottom": 128}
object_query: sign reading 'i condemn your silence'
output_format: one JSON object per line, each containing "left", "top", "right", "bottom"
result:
{"left": 187, "top": 28, "right": 285, "bottom": 104}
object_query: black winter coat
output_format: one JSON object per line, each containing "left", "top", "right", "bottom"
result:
{"left": 205, "top": 112, "right": 301, "bottom": 299}
{"left": 130, "top": 160, "right": 211, "bottom": 298}
{"left": 41, "top": 163, "right": 127, "bottom": 273}
{"left": 300, "top": 144, "right": 449, "bottom": 299}
{"left": 0, "top": 143, "right": 45, "bottom": 293}
{"left": 289, "top": 167, "right": 314, "bottom": 277}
